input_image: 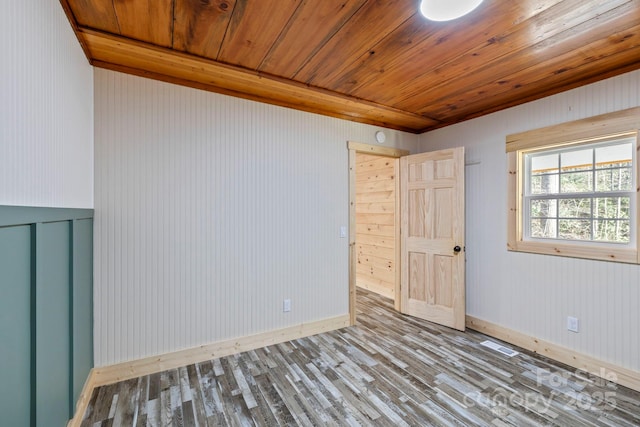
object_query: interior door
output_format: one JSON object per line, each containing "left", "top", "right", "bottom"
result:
{"left": 400, "top": 147, "right": 465, "bottom": 330}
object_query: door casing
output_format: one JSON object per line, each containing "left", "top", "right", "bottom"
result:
{"left": 348, "top": 141, "right": 409, "bottom": 325}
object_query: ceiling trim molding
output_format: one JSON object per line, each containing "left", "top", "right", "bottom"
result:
{"left": 80, "top": 29, "right": 440, "bottom": 133}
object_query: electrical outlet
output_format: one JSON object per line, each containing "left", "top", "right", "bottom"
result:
{"left": 283, "top": 299, "right": 291, "bottom": 312}
{"left": 567, "top": 316, "right": 579, "bottom": 333}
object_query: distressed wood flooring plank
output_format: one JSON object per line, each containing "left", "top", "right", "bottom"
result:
{"left": 215, "top": 357, "right": 249, "bottom": 427}
{"left": 229, "top": 357, "right": 258, "bottom": 410}
{"left": 82, "top": 289, "right": 640, "bottom": 426}
{"left": 112, "top": 378, "right": 139, "bottom": 426}
{"left": 146, "top": 397, "right": 160, "bottom": 427}
{"left": 80, "top": 389, "right": 100, "bottom": 425}
{"left": 252, "top": 373, "right": 298, "bottom": 425}
{"left": 80, "top": 386, "right": 100, "bottom": 425}
{"left": 332, "top": 379, "right": 382, "bottom": 423}
{"left": 240, "top": 370, "right": 272, "bottom": 427}
{"left": 195, "top": 361, "right": 219, "bottom": 421}
{"left": 268, "top": 350, "right": 332, "bottom": 425}
{"left": 181, "top": 400, "right": 196, "bottom": 427}
{"left": 270, "top": 381, "right": 313, "bottom": 426}
{"left": 186, "top": 364, "right": 208, "bottom": 427}
{"left": 159, "top": 383, "right": 172, "bottom": 426}
{"left": 135, "top": 375, "right": 150, "bottom": 424}
{"left": 147, "top": 372, "right": 161, "bottom": 401}
{"left": 178, "top": 366, "right": 192, "bottom": 403}
{"left": 85, "top": 382, "right": 118, "bottom": 424}
{"left": 277, "top": 347, "right": 341, "bottom": 417}
{"left": 288, "top": 362, "right": 333, "bottom": 413}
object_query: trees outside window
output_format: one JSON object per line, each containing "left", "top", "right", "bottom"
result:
{"left": 525, "top": 139, "right": 633, "bottom": 244}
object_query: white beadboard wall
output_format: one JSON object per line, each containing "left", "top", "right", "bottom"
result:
{"left": 94, "top": 69, "right": 419, "bottom": 366}
{"left": 0, "top": 1, "right": 93, "bottom": 208}
{"left": 420, "top": 69, "right": 640, "bottom": 372}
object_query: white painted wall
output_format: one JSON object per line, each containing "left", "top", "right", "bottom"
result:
{"left": 0, "top": 2, "right": 93, "bottom": 208}
{"left": 6, "top": 0, "right": 637, "bottom": 378}
{"left": 420, "top": 70, "right": 640, "bottom": 372}
{"left": 93, "top": 69, "right": 419, "bottom": 366}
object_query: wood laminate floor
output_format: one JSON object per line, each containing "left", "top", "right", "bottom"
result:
{"left": 81, "top": 289, "right": 640, "bottom": 426}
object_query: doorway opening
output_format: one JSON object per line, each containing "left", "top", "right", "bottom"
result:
{"left": 348, "top": 142, "right": 466, "bottom": 330}
{"left": 348, "top": 141, "right": 408, "bottom": 325}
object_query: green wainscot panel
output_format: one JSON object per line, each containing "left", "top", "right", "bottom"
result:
{"left": 35, "top": 222, "right": 71, "bottom": 427}
{"left": 72, "top": 218, "right": 93, "bottom": 406}
{"left": 0, "top": 206, "right": 94, "bottom": 426}
{"left": 0, "top": 226, "right": 32, "bottom": 426}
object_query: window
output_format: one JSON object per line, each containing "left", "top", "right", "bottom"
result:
{"left": 507, "top": 107, "right": 640, "bottom": 263}
{"left": 525, "top": 137, "right": 634, "bottom": 243}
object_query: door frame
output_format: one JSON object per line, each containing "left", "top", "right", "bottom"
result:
{"left": 348, "top": 141, "right": 409, "bottom": 325}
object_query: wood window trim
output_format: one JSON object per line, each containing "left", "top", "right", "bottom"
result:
{"left": 506, "top": 107, "right": 640, "bottom": 264}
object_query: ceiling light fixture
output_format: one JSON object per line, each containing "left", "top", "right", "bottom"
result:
{"left": 419, "top": 0, "right": 483, "bottom": 22}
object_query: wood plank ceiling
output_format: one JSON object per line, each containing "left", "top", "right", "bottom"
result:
{"left": 60, "top": 0, "right": 640, "bottom": 133}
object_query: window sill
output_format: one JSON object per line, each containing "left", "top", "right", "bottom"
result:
{"left": 507, "top": 239, "right": 638, "bottom": 264}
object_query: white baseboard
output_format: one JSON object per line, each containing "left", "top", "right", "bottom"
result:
{"left": 466, "top": 315, "right": 640, "bottom": 393}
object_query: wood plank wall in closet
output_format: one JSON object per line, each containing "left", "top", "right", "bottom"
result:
{"left": 355, "top": 152, "right": 397, "bottom": 299}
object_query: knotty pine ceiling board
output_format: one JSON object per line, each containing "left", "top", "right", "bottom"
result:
{"left": 217, "top": 0, "right": 301, "bottom": 70}
{"left": 413, "top": 19, "right": 640, "bottom": 120}
{"left": 65, "top": 0, "right": 120, "bottom": 34}
{"left": 172, "top": 0, "right": 237, "bottom": 58}
{"left": 117, "top": 0, "right": 174, "bottom": 47}
{"left": 429, "top": 45, "right": 640, "bottom": 124}
{"left": 60, "top": 0, "right": 640, "bottom": 133}
{"left": 352, "top": 1, "right": 552, "bottom": 107}
{"left": 294, "top": 0, "right": 416, "bottom": 85}
{"left": 258, "top": 0, "right": 369, "bottom": 78}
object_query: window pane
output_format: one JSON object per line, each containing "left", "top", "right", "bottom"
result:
{"left": 560, "top": 171, "right": 593, "bottom": 193}
{"left": 521, "top": 134, "right": 635, "bottom": 249}
{"left": 530, "top": 174, "right": 559, "bottom": 194}
{"left": 559, "top": 198, "right": 591, "bottom": 218}
{"left": 596, "top": 167, "right": 633, "bottom": 191}
{"left": 531, "top": 218, "right": 556, "bottom": 238}
{"left": 561, "top": 149, "right": 592, "bottom": 172}
{"left": 594, "top": 197, "right": 630, "bottom": 219}
{"left": 594, "top": 220, "right": 630, "bottom": 243}
{"left": 559, "top": 219, "right": 591, "bottom": 240}
{"left": 595, "top": 143, "right": 633, "bottom": 169}
{"left": 531, "top": 153, "right": 558, "bottom": 175}
{"left": 530, "top": 199, "right": 557, "bottom": 217}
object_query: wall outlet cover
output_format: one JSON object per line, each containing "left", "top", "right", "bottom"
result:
{"left": 567, "top": 316, "right": 579, "bottom": 333}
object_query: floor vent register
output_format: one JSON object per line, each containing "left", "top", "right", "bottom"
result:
{"left": 480, "top": 340, "right": 519, "bottom": 357}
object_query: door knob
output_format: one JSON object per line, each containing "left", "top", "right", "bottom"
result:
{"left": 453, "top": 245, "right": 462, "bottom": 253}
